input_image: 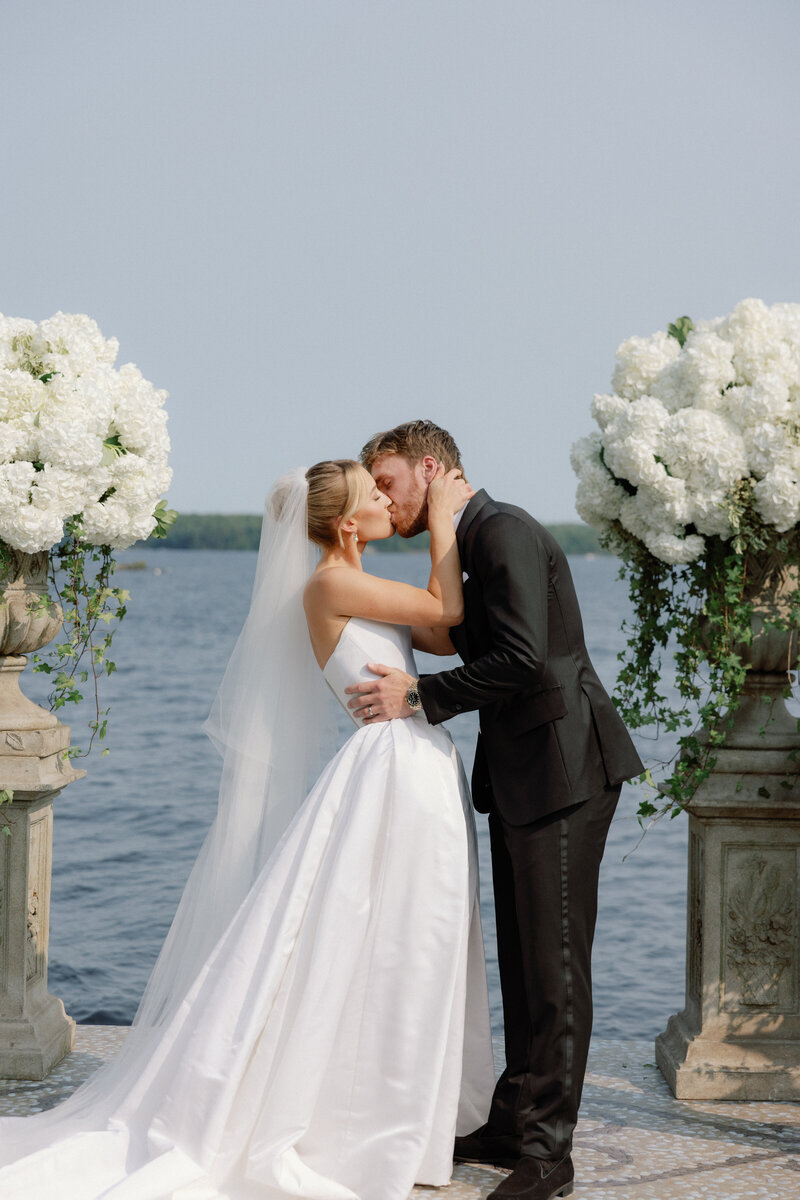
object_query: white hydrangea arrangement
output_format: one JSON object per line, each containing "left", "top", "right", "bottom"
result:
{"left": 0, "top": 311, "right": 176, "bottom": 761}
{"left": 573, "top": 299, "right": 800, "bottom": 820}
{"left": 0, "top": 311, "right": 173, "bottom": 552}
{"left": 571, "top": 299, "right": 800, "bottom": 564}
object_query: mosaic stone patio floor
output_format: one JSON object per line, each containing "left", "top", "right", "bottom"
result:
{"left": 2, "top": 1030, "right": 799, "bottom": 1197}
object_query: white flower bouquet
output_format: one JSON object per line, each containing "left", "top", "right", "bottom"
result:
{"left": 571, "top": 299, "right": 800, "bottom": 563}
{"left": 572, "top": 299, "right": 800, "bottom": 819}
{"left": 0, "top": 311, "right": 173, "bottom": 553}
{"left": 0, "top": 312, "right": 176, "bottom": 760}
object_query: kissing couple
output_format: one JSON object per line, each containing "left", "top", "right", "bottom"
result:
{"left": 0, "top": 420, "right": 642, "bottom": 1200}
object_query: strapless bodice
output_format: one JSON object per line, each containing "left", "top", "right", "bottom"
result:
{"left": 323, "top": 617, "right": 417, "bottom": 726}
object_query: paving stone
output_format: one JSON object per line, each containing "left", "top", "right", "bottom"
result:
{"left": 2, "top": 1032, "right": 799, "bottom": 1197}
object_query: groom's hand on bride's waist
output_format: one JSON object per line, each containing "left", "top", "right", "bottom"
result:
{"left": 345, "top": 664, "right": 416, "bottom": 723}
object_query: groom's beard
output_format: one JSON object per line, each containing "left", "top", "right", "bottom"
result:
{"left": 393, "top": 495, "right": 429, "bottom": 539}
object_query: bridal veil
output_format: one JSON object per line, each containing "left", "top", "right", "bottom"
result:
{"left": 0, "top": 466, "right": 330, "bottom": 1160}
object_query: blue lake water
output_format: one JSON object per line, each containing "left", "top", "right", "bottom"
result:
{"left": 33, "top": 548, "right": 690, "bottom": 1040}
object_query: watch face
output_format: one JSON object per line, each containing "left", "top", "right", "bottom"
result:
{"left": 406, "top": 687, "right": 422, "bottom": 710}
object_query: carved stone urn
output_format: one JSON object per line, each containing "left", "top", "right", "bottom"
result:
{"left": 0, "top": 550, "right": 85, "bottom": 1079}
{"left": 656, "top": 550, "right": 800, "bottom": 1099}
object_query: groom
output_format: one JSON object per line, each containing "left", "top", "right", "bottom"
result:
{"left": 348, "top": 420, "right": 643, "bottom": 1200}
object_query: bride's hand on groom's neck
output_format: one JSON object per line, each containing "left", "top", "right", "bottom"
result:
{"left": 428, "top": 464, "right": 473, "bottom": 518}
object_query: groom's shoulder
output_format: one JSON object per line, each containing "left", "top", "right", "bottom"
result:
{"left": 484, "top": 497, "right": 555, "bottom": 542}
{"left": 471, "top": 495, "right": 561, "bottom": 557}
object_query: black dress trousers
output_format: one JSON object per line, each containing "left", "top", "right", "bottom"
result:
{"left": 485, "top": 783, "right": 621, "bottom": 1159}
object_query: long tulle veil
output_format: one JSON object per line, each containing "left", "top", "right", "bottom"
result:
{"left": 0, "top": 467, "right": 330, "bottom": 1160}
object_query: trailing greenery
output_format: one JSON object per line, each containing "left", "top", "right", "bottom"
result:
{"left": 28, "top": 523, "right": 130, "bottom": 762}
{"left": 0, "top": 787, "right": 11, "bottom": 838}
{"left": 0, "top": 535, "right": 124, "bottom": 830}
{"left": 0, "top": 313, "right": 176, "bottom": 830}
{"left": 0, "top": 499, "right": 176, "bottom": 772}
{"left": 576, "top": 309, "right": 800, "bottom": 822}
{"left": 152, "top": 513, "right": 607, "bottom": 555}
{"left": 608, "top": 513, "right": 800, "bottom": 823}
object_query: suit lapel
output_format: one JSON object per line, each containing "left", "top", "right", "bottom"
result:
{"left": 458, "top": 490, "right": 500, "bottom": 574}
{"left": 456, "top": 489, "right": 490, "bottom": 567}
{"left": 451, "top": 490, "right": 495, "bottom": 661}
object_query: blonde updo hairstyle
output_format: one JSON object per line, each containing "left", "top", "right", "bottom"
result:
{"left": 305, "top": 459, "right": 373, "bottom": 549}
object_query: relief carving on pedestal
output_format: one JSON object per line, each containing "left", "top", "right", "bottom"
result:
{"left": 724, "top": 851, "right": 795, "bottom": 1010}
{"left": 25, "top": 811, "right": 51, "bottom": 984}
{"left": 26, "top": 888, "right": 41, "bottom": 980}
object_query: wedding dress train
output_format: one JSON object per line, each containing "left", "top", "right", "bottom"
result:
{"left": 0, "top": 617, "right": 494, "bottom": 1200}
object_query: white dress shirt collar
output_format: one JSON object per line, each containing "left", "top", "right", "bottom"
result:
{"left": 453, "top": 502, "right": 468, "bottom": 532}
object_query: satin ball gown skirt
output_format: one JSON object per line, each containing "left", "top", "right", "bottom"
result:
{"left": 0, "top": 618, "right": 494, "bottom": 1200}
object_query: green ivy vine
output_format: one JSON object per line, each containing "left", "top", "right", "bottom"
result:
{"left": 0, "top": 502, "right": 176, "bottom": 837}
{"left": 604, "top": 329, "right": 800, "bottom": 822}
{"left": 32, "top": 500, "right": 175, "bottom": 756}
{"left": 33, "top": 525, "right": 128, "bottom": 761}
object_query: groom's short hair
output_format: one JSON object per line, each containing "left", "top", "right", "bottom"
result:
{"left": 360, "top": 420, "right": 462, "bottom": 473}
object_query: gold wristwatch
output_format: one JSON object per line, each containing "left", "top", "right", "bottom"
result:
{"left": 405, "top": 679, "right": 423, "bottom": 712}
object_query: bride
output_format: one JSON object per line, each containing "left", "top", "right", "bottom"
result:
{"left": 0, "top": 459, "right": 495, "bottom": 1199}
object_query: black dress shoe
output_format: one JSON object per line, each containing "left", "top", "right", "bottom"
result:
{"left": 453, "top": 1124, "right": 522, "bottom": 1170}
{"left": 486, "top": 1152, "right": 574, "bottom": 1199}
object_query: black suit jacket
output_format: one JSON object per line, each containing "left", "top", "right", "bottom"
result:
{"left": 417, "top": 491, "right": 644, "bottom": 824}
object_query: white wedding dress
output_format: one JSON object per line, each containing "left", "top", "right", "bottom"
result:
{"left": 0, "top": 617, "right": 494, "bottom": 1200}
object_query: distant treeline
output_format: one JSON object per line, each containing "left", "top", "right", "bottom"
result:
{"left": 152, "top": 513, "right": 265, "bottom": 550}
{"left": 151, "top": 513, "right": 608, "bottom": 556}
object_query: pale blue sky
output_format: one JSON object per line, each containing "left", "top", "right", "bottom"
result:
{"left": 3, "top": 0, "right": 799, "bottom": 520}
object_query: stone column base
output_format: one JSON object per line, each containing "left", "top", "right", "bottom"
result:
{"left": 656, "top": 1009, "right": 800, "bottom": 1101}
{"left": 0, "top": 722, "right": 85, "bottom": 1081}
{"left": 656, "top": 770, "right": 800, "bottom": 1102}
{"left": 0, "top": 993, "right": 75, "bottom": 1080}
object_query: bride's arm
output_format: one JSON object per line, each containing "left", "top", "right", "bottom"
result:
{"left": 411, "top": 626, "right": 456, "bottom": 655}
{"left": 411, "top": 478, "right": 464, "bottom": 651}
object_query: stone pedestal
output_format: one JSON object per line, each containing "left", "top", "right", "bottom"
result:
{"left": 656, "top": 553, "right": 800, "bottom": 1099}
{"left": 0, "top": 550, "right": 85, "bottom": 1079}
{"left": 655, "top": 781, "right": 800, "bottom": 1100}
{"left": 0, "top": 716, "right": 85, "bottom": 1079}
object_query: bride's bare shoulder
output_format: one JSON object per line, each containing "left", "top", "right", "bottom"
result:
{"left": 303, "top": 564, "right": 357, "bottom": 611}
